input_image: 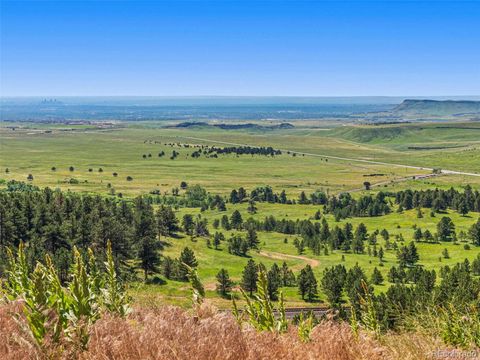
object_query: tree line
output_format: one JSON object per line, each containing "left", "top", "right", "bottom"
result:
{"left": 394, "top": 185, "right": 480, "bottom": 214}
{"left": 0, "top": 187, "right": 179, "bottom": 282}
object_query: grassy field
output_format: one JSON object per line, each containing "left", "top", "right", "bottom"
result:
{"left": 2, "top": 121, "right": 480, "bottom": 197}
{"left": 129, "top": 202, "right": 480, "bottom": 308}
{"left": 2, "top": 120, "right": 480, "bottom": 308}
{"left": 0, "top": 124, "right": 433, "bottom": 197}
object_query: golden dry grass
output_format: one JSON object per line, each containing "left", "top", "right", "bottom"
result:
{"left": 0, "top": 301, "right": 474, "bottom": 360}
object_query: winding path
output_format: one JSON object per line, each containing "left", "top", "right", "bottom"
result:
{"left": 258, "top": 250, "right": 319, "bottom": 269}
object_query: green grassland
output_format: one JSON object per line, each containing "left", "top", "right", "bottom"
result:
{"left": 2, "top": 120, "right": 480, "bottom": 308}
{"left": 2, "top": 121, "right": 480, "bottom": 197}
{"left": 132, "top": 202, "right": 480, "bottom": 308}
{"left": 0, "top": 124, "right": 430, "bottom": 197}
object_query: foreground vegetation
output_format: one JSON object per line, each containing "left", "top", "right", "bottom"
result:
{"left": 1, "top": 241, "right": 478, "bottom": 359}
{"left": 0, "top": 301, "right": 440, "bottom": 360}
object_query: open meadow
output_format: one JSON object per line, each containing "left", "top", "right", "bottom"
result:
{"left": 2, "top": 121, "right": 480, "bottom": 197}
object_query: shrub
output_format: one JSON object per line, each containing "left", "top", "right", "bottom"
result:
{"left": 233, "top": 266, "right": 287, "bottom": 333}
{"left": 2, "top": 241, "right": 130, "bottom": 350}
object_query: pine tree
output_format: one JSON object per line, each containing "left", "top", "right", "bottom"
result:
{"left": 136, "top": 201, "right": 161, "bottom": 281}
{"left": 320, "top": 219, "right": 330, "bottom": 242}
{"left": 352, "top": 237, "right": 365, "bottom": 254}
{"left": 216, "top": 268, "right": 233, "bottom": 298}
{"left": 468, "top": 218, "right": 480, "bottom": 246}
{"left": 472, "top": 255, "right": 480, "bottom": 275}
{"left": 298, "top": 191, "right": 309, "bottom": 204}
{"left": 156, "top": 205, "right": 178, "bottom": 236}
{"left": 298, "top": 265, "right": 318, "bottom": 301}
{"left": 397, "top": 242, "right": 419, "bottom": 267}
{"left": 161, "top": 256, "right": 175, "bottom": 279}
{"left": 246, "top": 228, "right": 260, "bottom": 249}
{"left": 221, "top": 215, "right": 231, "bottom": 230}
{"left": 388, "top": 266, "right": 398, "bottom": 283}
{"left": 355, "top": 223, "right": 368, "bottom": 241}
{"left": 241, "top": 259, "right": 258, "bottom": 296}
{"left": 424, "top": 229, "right": 434, "bottom": 242}
{"left": 178, "top": 247, "right": 198, "bottom": 281}
{"left": 230, "top": 210, "right": 243, "bottom": 230}
{"left": 380, "top": 228, "right": 389, "bottom": 241}
{"left": 182, "top": 214, "right": 195, "bottom": 235}
{"left": 281, "top": 261, "right": 292, "bottom": 286}
{"left": 267, "top": 263, "right": 281, "bottom": 300}
{"left": 458, "top": 200, "right": 469, "bottom": 216}
{"left": 437, "top": 216, "right": 455, "bottom": 241}
{"left": 247, "top": 199, "right": 257, "bottom": 214}
{"left": 414, "top": 228, "right": 423, "bottom": 241}
{"left": 371, "top": 267, "right": 384, "bottom": 285}
{"left": 378, "top": 247, "right": 384, "bottom": 262}
{"left": 293, "top": 238, "right": 305, "bottom": 255}
{"left": 194, "top": 217, "right": 209, "bottom": 237}
{"left": 345, "top": 265, "right": 369, "bottom": 314}
{"left": 229, "top": 189, "right": 239, "bottom": 204}
{"left": 213, "top": 232, "right": 224, "bottom": 250}
{"left": 321, "top": 265, "right": 345, "bottom": 308}
{"left": 238, "top": 187, "right": 247, "bottom": 202}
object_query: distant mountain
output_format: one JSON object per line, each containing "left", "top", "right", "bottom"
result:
{"left": 393, "top": 99, "right": 480, "bottom": 115}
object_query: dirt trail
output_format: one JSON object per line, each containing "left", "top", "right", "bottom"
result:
{"left": 202, "top": 251, "right": 319, "bottom": 291}
{"left": 258, "top": 250, "right": 319, "bottom": 269}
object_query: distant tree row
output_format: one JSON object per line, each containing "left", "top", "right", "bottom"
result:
{"left": 395, "top": 186, "right": 480, "bottom": 215}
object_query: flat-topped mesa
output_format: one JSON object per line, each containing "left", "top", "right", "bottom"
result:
{"left": 393, "top": 99, "right": 480, "bottom": 115}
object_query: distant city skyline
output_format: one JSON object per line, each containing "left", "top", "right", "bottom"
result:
{"left": 1, "top": 0, "right": 479, "bottom": 97}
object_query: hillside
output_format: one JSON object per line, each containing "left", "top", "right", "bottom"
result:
{"left": 393, "top": 99, "right": 480, "bottom": 115}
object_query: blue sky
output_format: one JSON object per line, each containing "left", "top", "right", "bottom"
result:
{"left": 1, "top": 1, "right": 479, "bottom": 96}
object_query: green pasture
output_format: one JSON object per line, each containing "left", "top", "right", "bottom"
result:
{"left": 133, "top": 203, "right": 480, "bottom": 308}
{"left": 0, "top": 125, "right": 429, "bottom": 197}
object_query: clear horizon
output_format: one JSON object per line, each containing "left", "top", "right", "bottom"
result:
{"left": 1, "top": 1, "right": 479, "bottom": 97}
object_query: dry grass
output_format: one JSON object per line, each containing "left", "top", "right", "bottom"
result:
{"left": 0, "top": 301, "right": 38, "bottom": 360}
{"left": 0, "top": 301, "right": 474, "bottom": 360}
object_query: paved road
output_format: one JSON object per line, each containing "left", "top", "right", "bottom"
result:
{"left": 175, "top": 135, "right": 480, "bottom": 178}
{"left": 282, "top": 307, "right": 331, "bottom": 319}
{"left": 224, "top": 307, "right": 345, "bottom": 319}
